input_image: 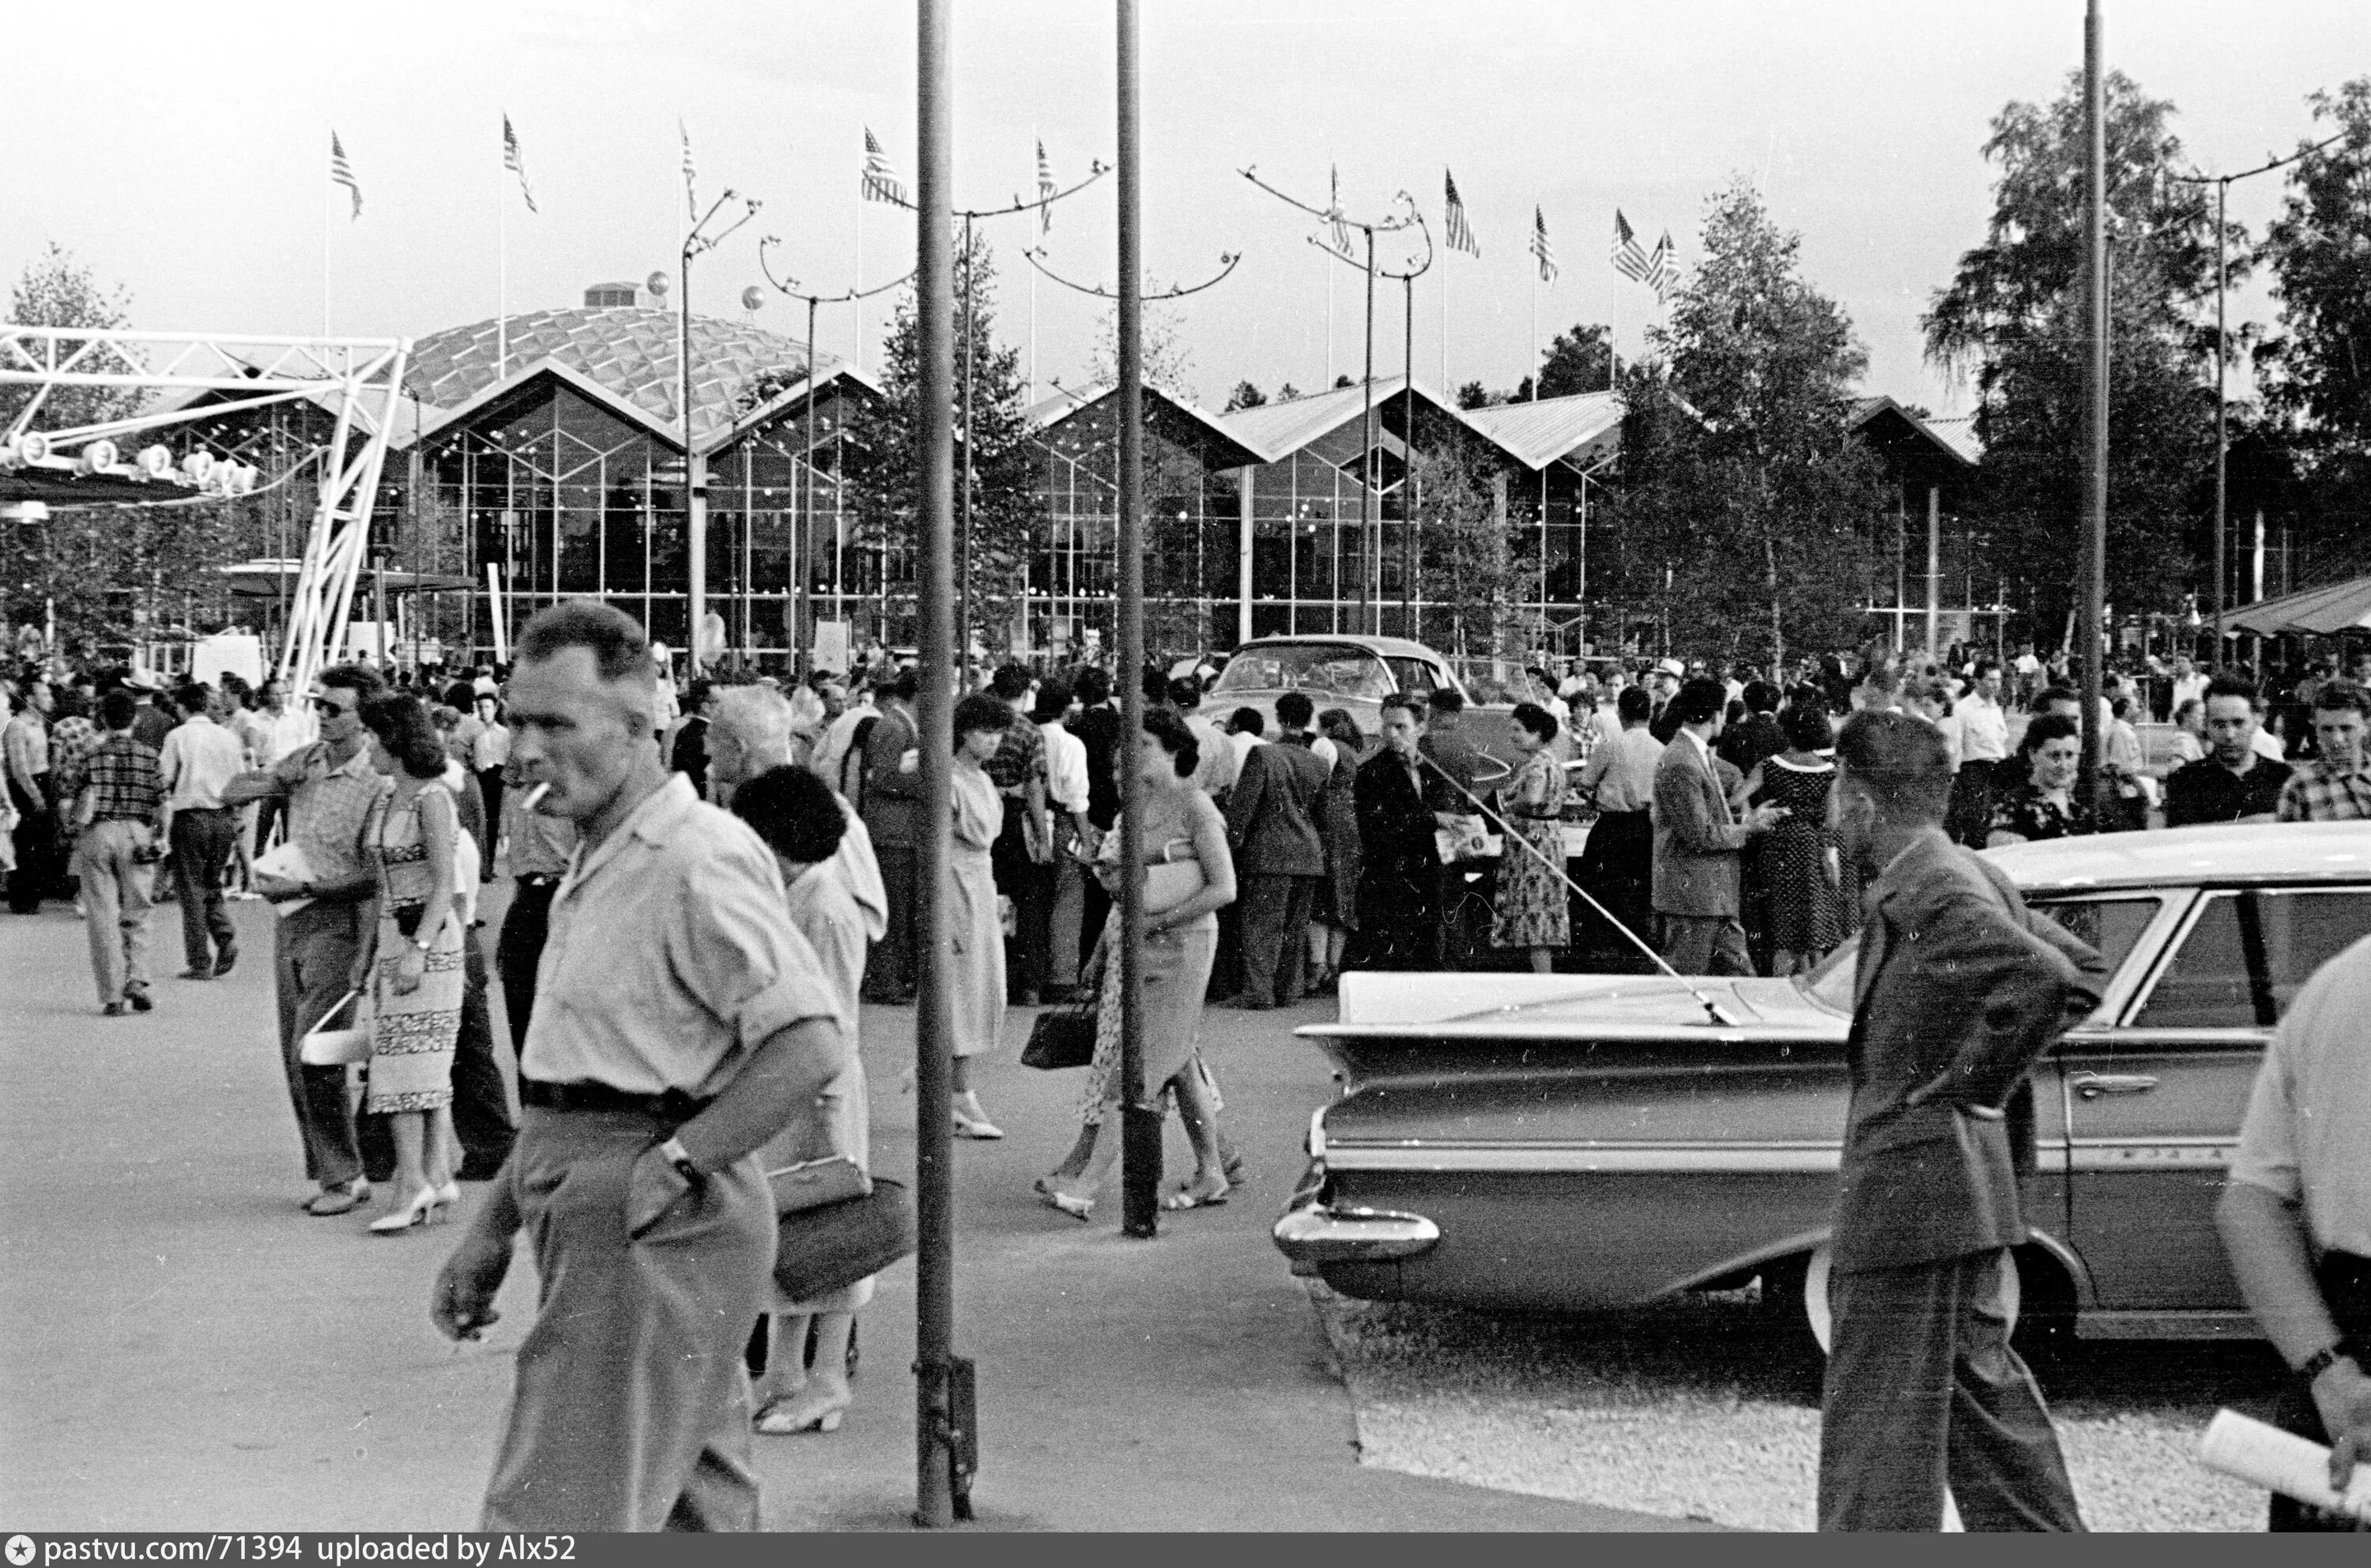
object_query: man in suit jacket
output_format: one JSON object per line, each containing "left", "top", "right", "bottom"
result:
{"left": 1652, "top": 679, "right": 1782, "bottom": 974}
{"left": 1817, "top": 710, "right": 2107, "bottom": 1532}
{"left": 1223, "top": 691, "right": 1330, "bottom": 1008}
{"left": 1353, "top": 695, "right": 1439, "bottom": 971}
{"left": 857, "top": 668, "right": 922, "bottom": 1004}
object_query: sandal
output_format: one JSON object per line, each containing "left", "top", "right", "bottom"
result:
{"left": 1160, "top": 1180, "right": 1230, "bottom": 1211}
{"left": 1033, "top": 1177, "right": 1094, "bottom": 1220}
{"left": 754, "top": 1389, "right": 849, "bottom": 1434}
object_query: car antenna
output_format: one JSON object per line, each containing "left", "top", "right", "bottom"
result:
{"left": 1411, "top": 745, "right": 1743, "bottom": 1027}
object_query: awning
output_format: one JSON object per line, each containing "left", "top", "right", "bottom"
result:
{"left": 2222, "top": 573, "right": 2371, "bottom": 638}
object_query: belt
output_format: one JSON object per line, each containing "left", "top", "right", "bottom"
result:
{"left": 519, "top": 1080, "right": 713, "bottom": 1122}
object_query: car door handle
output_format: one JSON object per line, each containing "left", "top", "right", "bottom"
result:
{"left": 2070, "top": 1072, "right": 2161, "bottom": 1099}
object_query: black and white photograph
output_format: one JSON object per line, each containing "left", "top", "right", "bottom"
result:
{"left": 4, "top": 0, "right": 2370, "bottom": 1537}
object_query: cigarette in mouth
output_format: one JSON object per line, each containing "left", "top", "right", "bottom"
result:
{"left": 524, "top": 783, "right": 552, "bottom": 811}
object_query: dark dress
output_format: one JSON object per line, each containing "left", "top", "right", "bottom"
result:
{"left": 1749, "top": 756, "right": 1845, "bottom": 956}
{"left": 1987, "top": 779, "right": 2098, "bottom": 842}
{"left": 1314, "top": 737, "right": 1363, "bottom": 929}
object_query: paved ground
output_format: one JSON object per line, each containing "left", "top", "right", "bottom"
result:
{"left": 0, "top": 888, "right": 1690, "bottom": 1532}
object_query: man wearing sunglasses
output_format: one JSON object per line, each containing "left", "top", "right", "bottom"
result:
{"left": 223, "top": 664, "right": 392, "bottom": 1216}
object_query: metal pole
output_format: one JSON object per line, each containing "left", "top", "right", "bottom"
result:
{"left": 797, "top": 296, "right": 819, "bottom": 678}
{"left": 682, "top": 245, "right": 705, "bottom": 676}
{"left": 2211, "top": 177, "right": 2227, "bottom": 667}
{"left": 2078, "top": 0, "right": 2109, "bottom": 803}
{"left": 1360, "top": 228, "right": 1377, "bottom": 635}
{"left": 1401, "top": 273, "right": 1414, "bottom": 638}
{"left": 1925, "top": 483, "right": 1940, "bottom": 664}
{"left": 1116, "top": 0, "right": 1160, "bottom": 1239}
{"left": 912, "top": 0, "right": 964, "bottom": 1525}
{"left": 959, "top": 213, "right": 976, "bottom": 688}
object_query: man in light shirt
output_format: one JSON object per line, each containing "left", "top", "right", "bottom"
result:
{"left": 157, "top": 683, "right": 250, "bottom": 979}
{"left": 1945, "top": 659, "right": 2011, "bottom": 846}
{"left": 1036, "top": 677, "right": 1093, "bottom": 1000}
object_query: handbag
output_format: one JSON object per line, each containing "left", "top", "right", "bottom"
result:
{"left": 298, "top": 989, "right": 371, "bottom": 1066}
{"left": 766, "top": 1153, "right": 872, "bottom": 1216}
{"left": 1020, "top": 995, "right": 1099, "bottom": 1070}
{"left": 1435, "top": 816, "right": 1503, "bottom": 864}
{"left": 774, "top": 1178, "right": 916, "bottom": 1301}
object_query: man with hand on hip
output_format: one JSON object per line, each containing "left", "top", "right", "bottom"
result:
{"left": 1817, "top": 710, "right": 2105, "bottom": 1532}
{"left": 428, "top": 601, "right": 850, "bottom": 1532}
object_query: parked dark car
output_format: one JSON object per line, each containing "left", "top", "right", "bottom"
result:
{"left": 1276, "top": 823, "right": 2371, "bottom": 1350}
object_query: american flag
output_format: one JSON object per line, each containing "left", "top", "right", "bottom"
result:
{"left": 680, "top": 119, "right": 696, "bottom": 221}
{"left": 503, "top": 114, "right": 537, "bottom": 214}
{"left": 1036, "top": 138, "right": 1055, "bottom": 234}
{"left": 1530, "top": 205, "right": 1557, "bottom": 283}
{"left": 862, "top": 128, "right": 907, "bottom": 205}
{"left": 330, "top": 131, "right": 361, "bottom": 220}
{"left": 1327, "top": 164, "right": 1354, "bottom": 256}
{"left": 1646, "top": 229, "right": 1676, "bottom": 303}
{"left": 1612, "top": 210, "right": 1652, "bottom": 284}
{"left": 1443, "top": 169, "right": 1479, "bottom": 257}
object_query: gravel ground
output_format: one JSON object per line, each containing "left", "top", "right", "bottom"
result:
{"left": 1313, "top": 1283, "right": 2287, "bottom": 1532}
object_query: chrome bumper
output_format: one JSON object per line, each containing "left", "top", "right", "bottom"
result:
{"left": 1272, "top": 1200, "right": 1442, "bottom": 1274}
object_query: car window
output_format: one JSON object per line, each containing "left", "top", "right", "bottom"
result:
{"left": 1209, "top": 645, "right": 1393, "bottom": 701}
{"left": 2029, "top": 896, "right": 2160, "bottom": 978}
{"left": 2132, "top": 889, "right": 2371, "bottom": 1030}
{"left": 1385, "top": 658, "right": 1438, "bottom": 699}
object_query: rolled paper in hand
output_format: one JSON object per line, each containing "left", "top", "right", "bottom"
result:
{"left": 2199, "top": 1408, "right": 2371, "bottom": 1522}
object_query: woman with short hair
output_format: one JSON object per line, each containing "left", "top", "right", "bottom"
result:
{"left": 949, "top": 692, "right": 1013, "bottom": 1138}
{"left": 354, "top": 692, "right": 464, "bottom": 1235}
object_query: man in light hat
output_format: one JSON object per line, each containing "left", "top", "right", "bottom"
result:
{"left": 123, "top": 667, "right": 175, "bottom": 754}
{"left": 1646, "top": 658, "right": 1689, "bottom": 746}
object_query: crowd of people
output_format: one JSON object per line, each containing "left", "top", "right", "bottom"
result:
{"left": 6, "top": 618, "right": 2369, "bottom": 1533}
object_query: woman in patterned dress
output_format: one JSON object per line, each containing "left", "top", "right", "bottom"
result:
{"left": 1490, "top": 703, "right": 1570, "bottom": 973}
{"left": 1986, "top": 713, "right": 2098, "bottom": 848}
{"left": 1303, "top": 707, "right": 1365, "bottom": 994}
{"left": 1737, "top": 702, "right": 1846, "bottom": 975}
{"left": 354, "top": 694, "right": 464, "bottom": 1235}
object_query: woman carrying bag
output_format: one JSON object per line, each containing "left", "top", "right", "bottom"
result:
{"left": 352, "top": 694, "right": 465, "bottom": 1236}
{"left": 1035, "top": 708, "right": 1237, "bottom": 1218}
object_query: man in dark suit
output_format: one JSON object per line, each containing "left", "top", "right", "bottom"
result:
{"left": 1353, "top": 695, "right": 1439, "bottom": 971}
{"left": 1651, "top": 679, "right": 1782, "bottom": 974}
{"left": 1223, "top": 690, "right": 1330, "bottom": 1008}
{"left": 1817, "top": 710, "right": 2107, "bottom": 1532}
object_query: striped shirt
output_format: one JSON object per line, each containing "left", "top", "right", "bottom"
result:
{"left": 80, "top": 732, "right": 164, "bottom": 826}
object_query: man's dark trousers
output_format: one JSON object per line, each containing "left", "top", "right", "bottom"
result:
{"left": 1818, "top": 1250, "right": 2083, "bottom": 1531}
{"left": 1238, "top": 873, "right": 1317, "bottom": 1005}
{"left": 274, "top": 899, "right": 365, "bottom": 1188}
{"left": 169, "top": 805, "right": 239, "bottom": 972}
{"left": 8, "top": 776, "right": 60, "bottom": 912}
{"left": 495, "top": 875, "right": 559, "bottom": 1055}
{"left": 865, "top": 842, "right": 918, "bottom": 1002}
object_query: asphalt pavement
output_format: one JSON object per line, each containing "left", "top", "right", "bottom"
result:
{"left": 0, "top": 886, "right": 1686, "bottom": 1532}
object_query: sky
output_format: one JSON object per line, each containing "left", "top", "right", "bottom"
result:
{"left": 6, "top": 0, "right": 2363, "bottom": 419}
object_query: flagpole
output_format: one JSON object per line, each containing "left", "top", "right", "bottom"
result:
{"left": 498, "top": 125, "right": 509, "bottom": 380}
{"left": 322, "top": 146, "right": 332, "bottom": 339}
{"left": 854, "top": 176, "right": 865, "bottom": 376}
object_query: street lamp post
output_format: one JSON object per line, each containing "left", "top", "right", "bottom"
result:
{"left": 1311, "top": 215, "right": 1432, "bottom": 639}
{"left": 679, "top": 188, "right": 761, "bottom": 676}
{"left": 2166, "top": 130, "right": 2342, "bottom": 667}
{"left": 1240, "top": 168, "right": 1418, "bottom": 638}
{"left": 756, "top": 240, "right": 914, "bottom": 671}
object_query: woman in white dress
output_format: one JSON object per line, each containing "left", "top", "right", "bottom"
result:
{"left": 948, "top": 694, "right": 1012, "bottom": 1138}
{"left": 729, "top": 764, "right": 887, "bottom": 1436}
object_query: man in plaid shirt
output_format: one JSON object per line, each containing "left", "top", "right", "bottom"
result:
{"left": 69, "top": 690, "right": 164, "bottom": 1015}
{"left": 2278, "top": 681, "right": 2371, "bottom": 824}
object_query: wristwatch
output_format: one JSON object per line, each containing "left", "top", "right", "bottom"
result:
{"left": 657, "top": 1135, "right": 704, "bottom": 1189}
{"left": 2296, "top": 1340, "right": 2359, "bottom": 1381}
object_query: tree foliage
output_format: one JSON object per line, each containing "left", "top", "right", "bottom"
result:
{"left": 842, "top": 233, "right": 1042, "bottom": 650}
{"left": 1608, "top": 180, "right": 1885, "bottom": 668}
{"left": 1222, "top": 380, "right": 1266, "bottom": 412}
{"left": 2259, "top": 79, "right": 2371, "bottom": 450}
{"left": 1524, "top": 322, "right": 1615, "bottom": 400}
{"left": 1408, "top": 439, "right": 1522, "bottom": 659}
{"left": 1924, "top": 70, "right": 2227, "bottom": 635}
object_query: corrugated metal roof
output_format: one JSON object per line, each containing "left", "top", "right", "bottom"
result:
{"left": 1923, "top": 414, "right": 1982, "bottom": 467}
{"left": 1849, "top": 394, "right": 1980, "bottom": 468}
{"left": 1216, "top": 375, "right": 1423, "bottom": 461}
{"left": 402, "top": 307, "right": 840, "bottom": 453}
{"left": 1457, "top": 390, "right": 1624, "bottom": 470}
{"left": 1025, "top": 379, "right": 1268, "bottom": 469}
